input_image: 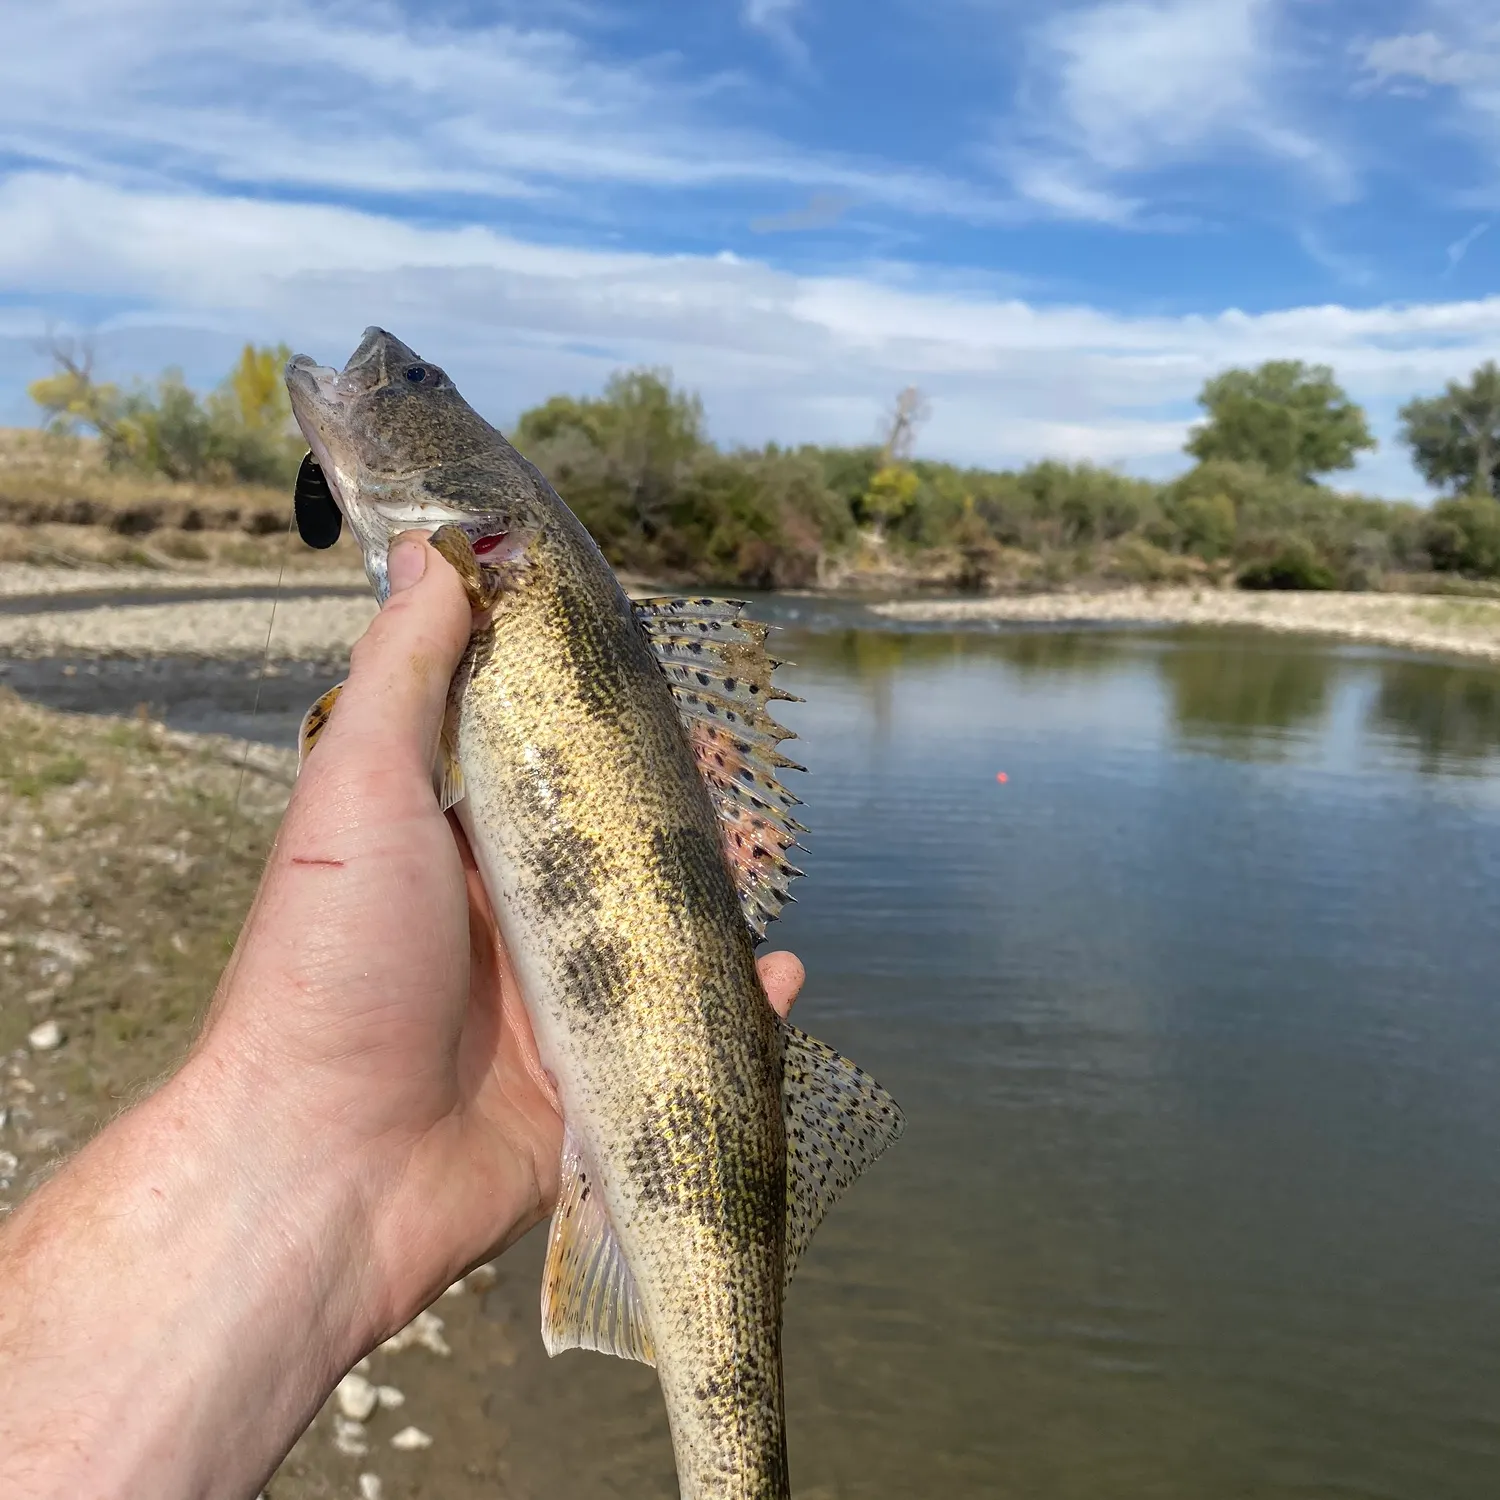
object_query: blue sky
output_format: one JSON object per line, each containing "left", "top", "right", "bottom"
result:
{"left": 2, "top": 0, "right": 1499, "bottom": 496}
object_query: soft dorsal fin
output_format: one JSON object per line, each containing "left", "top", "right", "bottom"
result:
{"left": 541, "top": 1130, "right": 655, "bottom": 1366}
{"left": 781, "top": 1021, "right": 905, "bottom": 1288}
{"left": 635, "top": 597, "right": 806, "bottom": 942}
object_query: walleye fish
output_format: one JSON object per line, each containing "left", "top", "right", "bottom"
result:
{"left": 285, "top": 329, "right": 903, "bottom": 1500}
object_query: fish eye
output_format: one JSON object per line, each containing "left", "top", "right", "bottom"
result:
{"left": 404, "top": 365, "right": 428, "bottom": 383}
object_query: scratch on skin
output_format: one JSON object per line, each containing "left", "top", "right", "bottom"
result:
{"left": 290, "top": 856, "right": 345, "bottom": 867}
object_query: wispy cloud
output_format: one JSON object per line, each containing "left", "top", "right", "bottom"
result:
{"left": 0, "top": 0, "right": 1004, "bottom": 226}
{"left": 1445, "top": 219, "right": 1490, "bottom": 272}
{"left": 741, "top": 0, "right": 810, "bottom": 68}
{"left": 2, "top": 172, "right": 1493, "bottom": 496}
{"left": 1359, "top": 10, "right": 1500, "bottom": 134}
{"left": 750, "top": 192, "right": 851, "bottom": 232}
{"left": 999, "top": 0, "right": 1352, "bottom": 222}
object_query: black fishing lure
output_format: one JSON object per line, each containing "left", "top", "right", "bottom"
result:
{"left": 293, "top": 452, "right": 342, "bottom": 548}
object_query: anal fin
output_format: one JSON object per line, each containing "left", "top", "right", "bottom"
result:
{"left": 782, "top": 1021, "right": 905, "bottom": 1288}
{"left": 541, "top": 1130, "right": 655, "bottom": 1366}
{"left": 297, "top": 681, "right": 344, "bottom": 771}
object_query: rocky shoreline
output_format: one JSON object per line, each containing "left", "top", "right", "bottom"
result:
{"left": 871, "top": 586, "right": 1500, "bottom": 662}
{"left": 6, "top": 566, "right": 1500, "bottom": 666}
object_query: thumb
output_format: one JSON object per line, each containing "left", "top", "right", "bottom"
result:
{"left": 316, "top": 531, "right": 472, "bottom": 779}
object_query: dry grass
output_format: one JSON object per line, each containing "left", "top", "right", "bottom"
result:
{"left": 0, "top": 690, "right": 289, "bottom": 1114}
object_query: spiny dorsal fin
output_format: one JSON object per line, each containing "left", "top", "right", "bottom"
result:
{"left": 297, "top": 681, "right": 344, "bottom": 770}
{"left": 636, "top": 597, "right": 806, "bottom": 942}
{"left": 781, "top": 1021, "right": 905, "bottom": 1289}
{"left": 541, "top": 1131, "right": 655, "bottom": 1366}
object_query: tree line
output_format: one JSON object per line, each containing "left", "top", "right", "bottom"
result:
{"left": 27, "top": 343, "right": 1500, "bottom": 591}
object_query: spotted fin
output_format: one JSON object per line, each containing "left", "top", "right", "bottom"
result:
{"left": 781, "top": 1021, "right": 905, "bottom": 1289}
{"left": 540, "top": 1130, "right": 655, "bottom": 1366}
{"left": 297, "top": 681, "right": 344, "bottom": 770}
{"left": 636, "top": 597, "right": 806, "bottom": 941}
{"left": 300, "top": 676, "right": 464, "bottom": 811}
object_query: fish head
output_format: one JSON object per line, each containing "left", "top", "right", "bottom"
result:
{"left": 286, "top": 327, "right": 539, "bottom": 599}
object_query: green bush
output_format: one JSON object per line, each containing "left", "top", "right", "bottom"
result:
{"left": 1236, "top": 540, "right": 1337, "bottom": 591}
{"left": 1424, "top": 493, "right": 1500, "bottom": 577}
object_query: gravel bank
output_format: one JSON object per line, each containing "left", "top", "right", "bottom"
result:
{"left": 0, "top": 562, "right": 365, "bottom": 598}
{"left": 873, "top": 588, "right": 1500, "bottom": 662}
{"left": 0, "top": 593, "right": 379, "bottom": 659}
{"left": 9, "top": 566, "right": 1500, "bottom": 665}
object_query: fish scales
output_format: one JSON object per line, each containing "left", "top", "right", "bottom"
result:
{"left": 285, "top": 328, "right": 903, "bottom": 1500}
{"left": 457, "top": 526, "right": 791, "bottom": 1493}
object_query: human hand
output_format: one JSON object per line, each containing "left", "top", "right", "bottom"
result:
{"left": 198, "top": 530, "right": 806, "bottom": 1337}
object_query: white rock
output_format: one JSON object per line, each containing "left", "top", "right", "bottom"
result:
{"left": 26, "top": 1020, "right": 63, "bottom": 1056}
{"left": 358, "top": 1476, "right": 384, "bottom": 1500}
{"left": 0, "top": 1149, "right": 16, "bottom": 1180}
{"left": 26, "top": 1021, "right": 63, "bottom": 1052}
{"left": 335, "top": 1372, "right": 378, "bottom": 1422}
{"left": 332, "top": 1415, "right": 368, "bottom": 1457}
{"left": 375, "top": 1385, "right": 405, "bottom": 1409}
{"left": 32, "top": 930, "right": 89, "bottom": 967}
{"left": 390, "top": 1425, "right": 433, "bottom": 1451}
{"left": 0, "top": 1107, "right": 8, "bottom": 1131}
{"left": 441, "top": 1278, "right": 467, "bottom": 1298}
{"left": 379, "top": 1308, "right": 450, "bottom": 1357}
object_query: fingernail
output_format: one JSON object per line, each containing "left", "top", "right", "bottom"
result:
{"left": 387, "top": 537, "right": 427, "bottom": 595}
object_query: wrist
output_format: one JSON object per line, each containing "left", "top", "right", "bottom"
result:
{"left": 0, "top": 1047, "right": 379, "bottom": 1499}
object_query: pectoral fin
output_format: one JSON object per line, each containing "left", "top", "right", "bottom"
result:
{"left": 297, "top": 681, "right": 344, "bottom": 770}
{"left": 540, "top": 1130, "right": 655, "bottom": 1366}
{"left": 782, "top": 1021, "right": 905, "bottom": 1288}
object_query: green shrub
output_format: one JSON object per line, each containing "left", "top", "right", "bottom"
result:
{"left": 1424, "top": 493, "right": 1500, "bottom": 577}
{"left": 1236, "top": 540, "right": 1337, "bottom": 591}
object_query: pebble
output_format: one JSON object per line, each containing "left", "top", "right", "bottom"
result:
{"left": 31, "top": 930, "right": 90, "bottom": 967}
{"left": 375, "top": 1385, "right": 405, "bottom": 1409}
{"left": 0, "top": 1149, "right": 16, "bottom": 1182}
{"left": 332, "top": 1415, "right": 369, "bottom": 1457}
{"left": 390, "top": 1426, "right": 433, "bottom": 1451}
{"left": 26, "top": 1021, "right": 63, "bottom": 1052}
{"left": 358, "top": 1476, "right": 384, "bottom": 1500}
{"left": 335, "top": 1372, "right": 379, "bottom": 1422}
{"left": 380, "top": 1308, "right": 451, "bottom": 1357}
{"left": 0, "top": 1106, "right": 9, "bottom": 1131}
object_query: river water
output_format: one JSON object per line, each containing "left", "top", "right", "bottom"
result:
{"left": 8, "top": 609, "right": 1500, "bottom": 1498}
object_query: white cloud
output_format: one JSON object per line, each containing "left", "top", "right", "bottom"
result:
{"left": 742, "top": 0, "right": 810, "bottom": 68}
{"left": 0, "top": 173, "right": 1491, "bottom": 496}
{"left": 1359, "top": 10, "right": 1500, "bottom": 159}
{"left": 1004, "top": 0, "right": 1351, "bottom": 220}
{"left": 0, "top": 0, "right": 1005, "bottom": 225}
{"left": 1360, "top": 29, "right": 1487, "bottom": 89}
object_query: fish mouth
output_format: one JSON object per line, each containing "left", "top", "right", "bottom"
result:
{"left": 284, "top": 354, "right": 349, "bottom": 493}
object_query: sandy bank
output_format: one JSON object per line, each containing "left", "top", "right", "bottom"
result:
{"left": 873, "top": 588, "right": 1500, "bottom": 663}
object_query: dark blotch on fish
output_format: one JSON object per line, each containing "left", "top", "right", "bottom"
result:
{"left": 529, "top": 823, "right": 601, "bottom": 911}
{"left": 561, "top": 935, "right": 631, "bottom": 1020}
{"left": 648, "top": 826, "right": 746, "bottom": 939}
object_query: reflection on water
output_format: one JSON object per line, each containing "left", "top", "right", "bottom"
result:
{"left": 1158, "top": 633, "right": 1334, "bottom": 760}
{"left": 1374, "top": 659, "right": 1500, "bottom": 772}
{"left": 8, "top": 622, "right": 1500, "bottom": 1497}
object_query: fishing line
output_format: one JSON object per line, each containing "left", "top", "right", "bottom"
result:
{"left": 214, "top": 501, "right": 298, "bottom": 914}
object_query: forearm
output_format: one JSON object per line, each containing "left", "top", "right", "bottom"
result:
{"left": 0, "top": 1051, "right": 376, "bottom": 1500}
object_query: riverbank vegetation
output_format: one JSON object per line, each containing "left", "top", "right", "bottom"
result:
{"left": 11, "top": 342, "right": 1500, "bottom": 594}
